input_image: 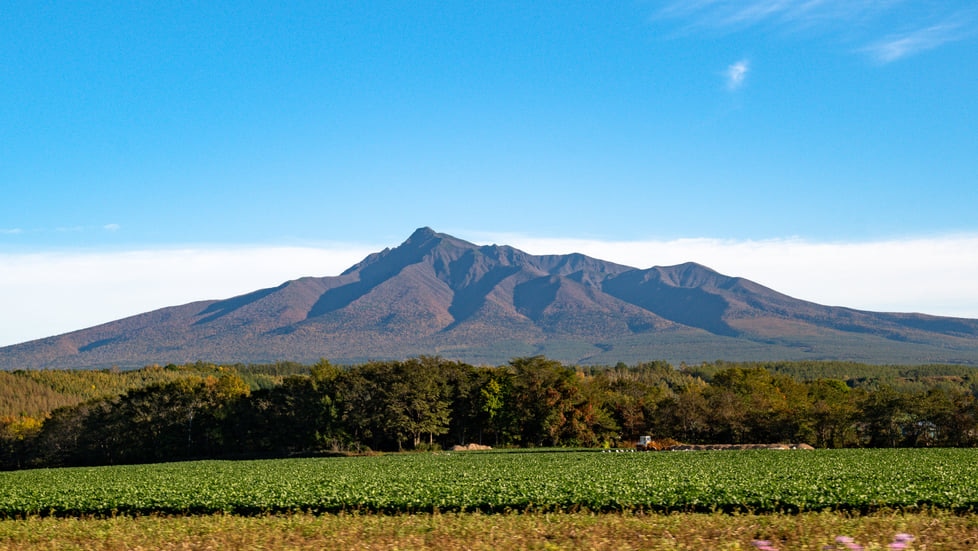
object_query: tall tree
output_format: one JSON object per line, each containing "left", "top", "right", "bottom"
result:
{"left": 506, "top": 357, "right": 615, "bottom": 446}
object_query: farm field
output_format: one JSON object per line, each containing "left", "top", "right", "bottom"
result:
{"left": 3, "top": 449, "right": 978, "bottom": 517}
{"left": 2, "top": 449, "right": 978, "bottom": 548}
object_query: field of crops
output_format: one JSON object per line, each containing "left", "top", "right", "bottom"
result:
{"left": 2, "top": 448, "right": 978, "bottom": 518}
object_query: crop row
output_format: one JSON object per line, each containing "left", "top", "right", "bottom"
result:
{"left": 1, "top": 449, "right": 977, "bottom": 517}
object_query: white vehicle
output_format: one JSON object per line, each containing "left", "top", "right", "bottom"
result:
{"left": 636, "top": 435, "right": 654, "bottom": 451}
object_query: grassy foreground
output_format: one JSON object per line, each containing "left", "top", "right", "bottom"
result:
{"left": 0, "top": 511, "right": 977, "bottom": 550}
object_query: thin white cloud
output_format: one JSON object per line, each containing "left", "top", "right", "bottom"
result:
{"left": 657, "top": 0, "right": 897, "bottom": 31}
{"left": 657, "top": 1, "right": 975, "bottom": 62}
{"left": 2, "top": 235, "right": 977, "bottom": 348}
{"left": 864, "top": 21, "right": 972, "bottom": 63}
{"left": 725, "top": 59, "right": 750, "bottom": 90}
{"left": 1, "top": 224, "right": 123, "bottom": 236}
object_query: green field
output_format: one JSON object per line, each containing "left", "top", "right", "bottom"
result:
{"left": 2, "top": 449, "right": 978, "bottom": 549}
{"left": 2, "top": 449, "right": 978, "bottom": 517}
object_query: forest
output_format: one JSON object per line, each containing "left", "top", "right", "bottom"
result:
{"left": 2, "top": 356, "right": 978, "bottom": 470}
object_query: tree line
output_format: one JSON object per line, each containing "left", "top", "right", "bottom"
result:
{"left": 2, "top": 356, "right": 978, "bottom": 470}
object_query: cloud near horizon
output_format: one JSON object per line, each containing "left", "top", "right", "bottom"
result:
{"left": 477, "top": 231, "right": 978, "bottom": 319}
{"left": 0, "top": 245, "right": 375, "bottom": 348}
{"left": 1, "top": 234, "right": 977, "bottom": 348}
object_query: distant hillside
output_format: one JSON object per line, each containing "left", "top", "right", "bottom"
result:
{"left": 3, "top": 227, "right": 978, "bottom": 369}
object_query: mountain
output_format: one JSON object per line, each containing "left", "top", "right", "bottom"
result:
{"left": 4, "top": 227, "right": 978, "bottom": 369}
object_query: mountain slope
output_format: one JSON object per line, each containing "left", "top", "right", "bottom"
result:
{"left": 3, "top": 227, "right": 978, "bottom": 369}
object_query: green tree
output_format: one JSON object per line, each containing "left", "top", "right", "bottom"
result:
{"left": 859, "top": 385, "right": 912, "bottom": 447}
{"left": 705, "top": 367, "right": 808, "bottom": 443}
{"left": 336, "top": 359, "right": 453, "bottom": 451}
{"left": 229, "top": 373, "right": 339, "bottom": 454}
{"left": 803, "top": 379, "right": 861, "bottom": 448}
{"left": 599, "top": 363, "right": 675, "bottom": 442}
{"left": 506, "top": 357, "right": 614, "bottom": 447}
{"left": 655, "top": 379, "right": 711, "bottom": 443}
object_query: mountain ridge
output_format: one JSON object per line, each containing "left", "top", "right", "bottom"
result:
{"left": 3, "top": 227, "right": 978, "bottom": 369}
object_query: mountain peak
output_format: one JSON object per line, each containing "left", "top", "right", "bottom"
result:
{"left": 398, "top": 227, "right": 477, "bottom": 255}
{"left": 405, "top": 226, "right": 439, "bottom": 243}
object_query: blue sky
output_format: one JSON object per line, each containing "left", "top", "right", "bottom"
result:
{"left": 2, "top": 2, "right": 977, "bottom": 346}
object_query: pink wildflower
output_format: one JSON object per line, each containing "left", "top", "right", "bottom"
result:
{"left": 889, "top": 533, "right": 914, "bottom": 549}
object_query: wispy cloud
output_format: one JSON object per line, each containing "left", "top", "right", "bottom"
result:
{"left": 725, "top": 59, "right": 750, "bottom": 90}
{"left": 656, "top": 1, "right": 975, "bottom": 62}
{"left": 657, "top": 0, "right": 897, "bottom": 31}
{"left": 864, "top": 21, "right": 973, "bottom": 63}
{"left": 0, "top": 224, "right": 123, "bottom": 237}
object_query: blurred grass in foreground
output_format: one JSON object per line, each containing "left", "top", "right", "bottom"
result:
{"left": 0, "top": 511, "right": 976, "bottom": 550}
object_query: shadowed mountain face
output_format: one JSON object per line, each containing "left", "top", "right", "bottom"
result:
{"left": 4, "top": 227, "right": 978, "bottom": 369}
